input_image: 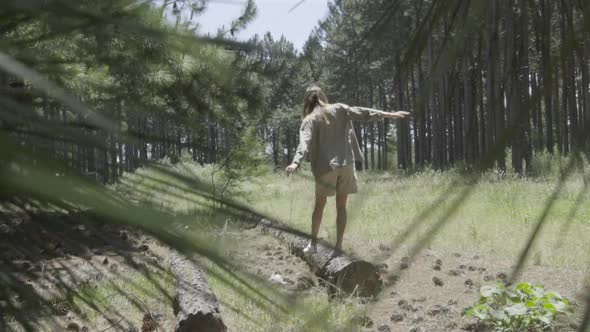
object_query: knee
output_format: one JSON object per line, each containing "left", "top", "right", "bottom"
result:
{"left": 314, "top": 196, "right": 327, "bottom": 210}
{"left": 336, "top": 206, "right": 347, "bottom": 215}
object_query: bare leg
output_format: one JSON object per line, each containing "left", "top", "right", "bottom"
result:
{"left": 310, "top": 194, "right": 327, "bottom": 250}
{"left": 335, "top": 193, "right": 348, "bottom": 251}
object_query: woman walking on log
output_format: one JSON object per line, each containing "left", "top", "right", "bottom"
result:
{"left": 286, "top": 85, "right": 409, "bottom": 255}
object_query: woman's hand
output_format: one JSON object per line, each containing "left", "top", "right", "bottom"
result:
{"left": 286, "top": 163, "right": 299, "bottom": 174}
{"left": 384, "top": 111, "right": 410, "bottom": 119}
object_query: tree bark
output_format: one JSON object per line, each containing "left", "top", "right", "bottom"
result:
{"left": 519, "top": 0, "right": 533, "bottom": 175}
{"left": 258, "top": 219, "right": 382, "bottom": 298}
{"left": 169, "top": 254, "right": 227, "bottom": 332}
{"left": 541, "top": 0, "right": 554, "bottom": 153}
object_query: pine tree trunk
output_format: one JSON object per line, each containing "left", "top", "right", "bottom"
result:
{"left": 478, "top": 36, "right": 486, "bottom": 159}
{"left": 509, "top": 0, "right": 523, "bottom": 175}
{"left": 541, "top": 0, "right": 554, "bottom": 153}
{"left": 583, "top": 33, "right": 590, "bottom": 154}
{"left": 494, "top": 0, "right": 506, "bottom": 173}
{"left": 411, "top": 66, "right": 421, "bottom": 167}
{"left": 563, "top": 0, "right": 579, "bottom": 149}
{"left": 520, "top": 0, "right": 533, "bottom": 175}
{"left": 559, "top": 2, "right": 570, "bottom": 154}
{"left": 485, "top": 1, "right": 498, "bottom": 171}
{"left": 555, "top": 63, "right": 563, "bottom": 154}
{"left": 463, "top": 49, "right": 475, "bottom": 164}
{"left": 370, "top": 123, "right": 375, "bottom": 170}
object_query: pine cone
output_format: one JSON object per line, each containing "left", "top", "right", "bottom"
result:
{"left": 141, "top": 314, "right": 159, "bottom": 332}
{"left": 51, "top": 302, "right": 70, "bottom": 316}
{"left": 66, "top": 322, "right": 80, "bottom": 331}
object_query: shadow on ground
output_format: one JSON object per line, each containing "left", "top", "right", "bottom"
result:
{"left": 0, "top": 201, "right": 175, "bottom": 331}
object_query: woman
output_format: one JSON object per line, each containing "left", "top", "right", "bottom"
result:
{"left": 285, "top": 85, "right": 409, "bottom": 254}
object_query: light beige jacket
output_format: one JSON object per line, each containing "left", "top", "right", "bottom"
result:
{"left": 292, "top": 103, "right": 385, "bottom": 177}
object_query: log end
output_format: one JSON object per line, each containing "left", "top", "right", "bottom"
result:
{"left": 169, "top": 254, "right": 227, "bottom": 332}
{"left": 176, "top": 312, "right": 227, "bottom": 332}
{"left": 322, "top": 258, "right": 383, "bottom": 298}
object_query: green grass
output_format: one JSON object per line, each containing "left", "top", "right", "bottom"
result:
{"left": 113, "top": 163, "right": 366, "bottom": 331}
{"left": 15, "top": 268, "right": 175, "bottom": 332}
{"left": 244, "top": 166, "right": 590, "bottom": 269}
{"left": 204, "top": 260, "right": 366, "bottom": 332}
{"left": 111, "top": 159, "right": 590, "bottom": 330}
{"left": 67, "top": 269, "right": 174, "bottom": 327}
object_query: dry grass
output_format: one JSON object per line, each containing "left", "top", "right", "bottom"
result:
{"left": 106, "top": 160, "right": 590, "bottom": 331}
{"left": 244, "top": 166, "right": 590, "bottom": 269}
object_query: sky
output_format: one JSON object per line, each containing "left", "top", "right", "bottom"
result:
{"left": 195, "top": 0, "right": 330, "bottom": 51}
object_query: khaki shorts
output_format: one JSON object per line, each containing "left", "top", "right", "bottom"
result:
{"left": 315, "top": 164, "right": 358, "bottom": 197}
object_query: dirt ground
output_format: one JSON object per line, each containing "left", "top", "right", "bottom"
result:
{"left": 221, "top": 226, "right": 587, "bottom": 332}
{"left": 1, "top": 209, "right": 587, "bottom": 332}
{"left": 0, "top": 208, "right": 177, "bottom": 332}
{"left": 365, "top": 249, "right": 584, "bottom": 332}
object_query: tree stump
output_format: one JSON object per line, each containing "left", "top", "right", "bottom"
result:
{"left": 169, "top": 254, "right": 226, "bottom": 332}
{"left": 259, "top": 218, "right": 382, "bottom": 297}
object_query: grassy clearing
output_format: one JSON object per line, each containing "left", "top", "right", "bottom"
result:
{"left": 114, "top": 163, "right": 369, "bottom": 331}
{"left": 66, "top": 268, "right": 175, "bottom": 329}
{"left": 243, "top": 164, "right": 590, "bottom": 269}
{"left": 112, "top": 158, "right": 590, "bottom": 330}
{"left": 5, "top": 268, "right": 175, "bottom": 332}
{"left": 204, "top": 260, "right": 365, "bottom": 332}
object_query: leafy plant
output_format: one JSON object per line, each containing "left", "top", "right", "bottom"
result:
{"left": 464, "top": 282, "right": 572, "bottom": 331}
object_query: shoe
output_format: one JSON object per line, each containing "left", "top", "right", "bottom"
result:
{"left": 303, "top": 241, "right": 317, "bottom": 254}
{"left": 330, "top": 248, "right": 343, "bottom": 258}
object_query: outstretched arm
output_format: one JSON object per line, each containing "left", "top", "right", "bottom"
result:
{"left": 342, "top": 103, "right": 410, "bottom": 121}
{"left": 286, "top": 118, "right": 313, "bottom": 174}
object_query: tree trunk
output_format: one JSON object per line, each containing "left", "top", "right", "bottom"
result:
{"left": 370, "top": 123, "right": 375, "bottom": 170}
{"left": 478, "top": 36, "right": 487, "bottom": 159}
{"left": 258, "top": 219, "right": 382, "bottom": 298}
{"left": 463, "top": 48, "right": 476, "bottom": 164}
{"left": 363, "top": 124, "right": 369, "bottom": 170}
{"left": 486, "top": 1, "right": 499, "bottom": 171}
{"left": 583, "top": 33, "right": 590, "bottom": 154}
{"left": 519, "top": 0, "right": 533, "bottom": 175}
{"left": 559, "top": 2, "right": 570, "bottom": 154}
{"left": 508, "top": 0, "right": 523, "bottom": 175}
{"left": 563, "top": 0, "right": 579, "bottom": 149}
{"left": 428, "top": 35, "right": 440, "bottom": 169}
{"left": 494, "top": 0, "right": 505, "bottom": 174}
{"left": 412, "top": 65, "right": 422, "bottom": 167}
{"left": 169, "top": 254, "right": 227, "bottom": 332}
{"left": 541, "top": 0, "right": 554, "bottom": 153}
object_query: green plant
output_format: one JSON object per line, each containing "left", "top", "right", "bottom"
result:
{"left": 211, "top": 126, "right": 270, "bottom": 202}
{"left": 464, "top": 282, "right": 572, "bottom": 331}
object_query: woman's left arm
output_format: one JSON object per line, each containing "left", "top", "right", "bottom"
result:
{"left": 341, "top": 103, "right": 410, "bottom": 122}
{"left": 286, "top": 118, "right": 314, "bottom": 173}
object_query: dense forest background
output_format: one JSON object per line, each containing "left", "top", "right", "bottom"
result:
{"left": 1, "top": 0, "right": 590, "bottom": 330}
{"left": 2, "top": 0, "right": 589, "bottom": 185}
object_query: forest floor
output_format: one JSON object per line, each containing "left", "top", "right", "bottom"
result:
{"left": 210, "top": 225, "right": 585, "bottom": 332}
{"left": 0, "top": 210, "right": 585, "bottom": 332}
{"left": 2, "top": 163, "right": 589, "bottom": 331}
{"left": 0, "top": 207, "right": 177, "bottom": 332}
{"left": 211, "top": 163, "right": 590, "bottom": 331}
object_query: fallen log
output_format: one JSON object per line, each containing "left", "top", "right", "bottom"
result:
{"left": 259, "top": 218, "right": 382, "bottom": 298}
{"left": 169, "top": 254, "right": 227, "bottom": 332}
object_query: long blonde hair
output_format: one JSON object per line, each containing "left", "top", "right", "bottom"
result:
{"left": 302, "top": 85, "right": 330, "bottom": 124}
